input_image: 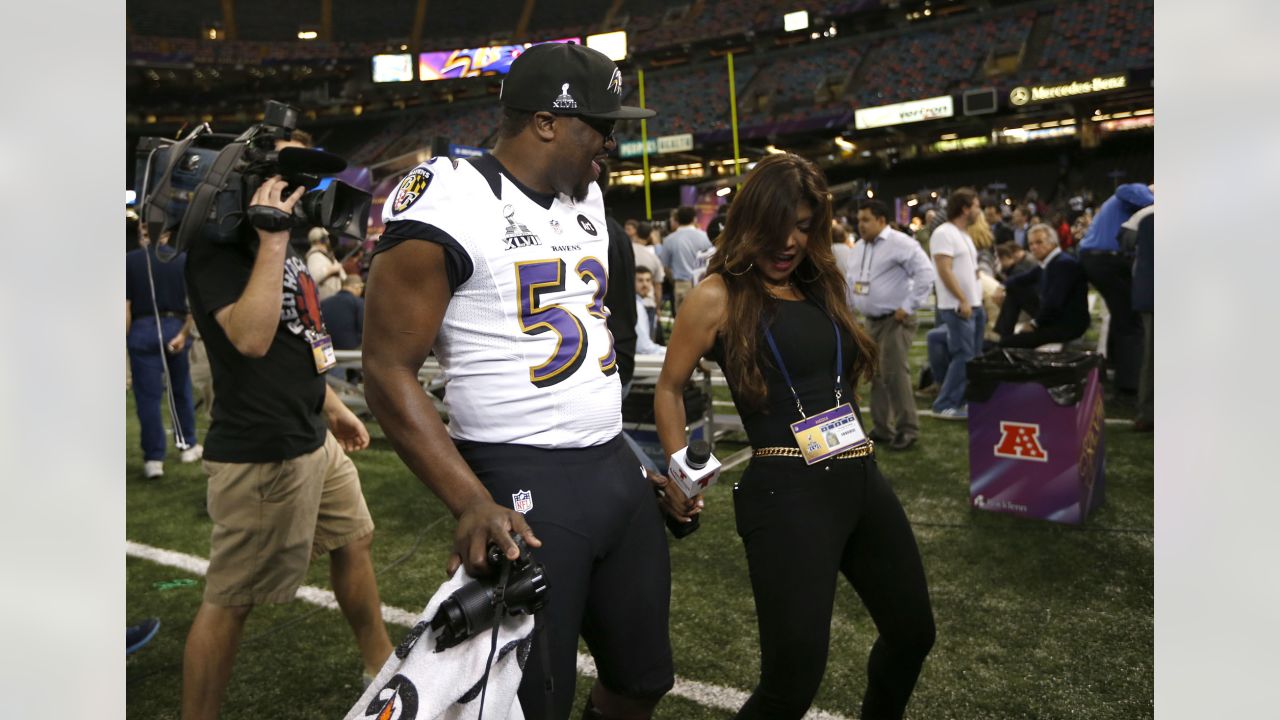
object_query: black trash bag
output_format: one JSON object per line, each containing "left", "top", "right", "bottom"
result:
{"left": 964, "top": 349, "right": 1104, "bottom": 407}
{"left": 622, "top": 382, "right": 707, "bottom": 424}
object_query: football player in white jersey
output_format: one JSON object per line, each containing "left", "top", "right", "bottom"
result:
{"left": 363, "top": 43, "right": 673, "bottom": 720}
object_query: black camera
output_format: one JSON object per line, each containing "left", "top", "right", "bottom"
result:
{"left": 135, "top": 100, "right": 371, "bottom": 256}
{"left": 430, "top": 533, "right": 548, "bottom": 651}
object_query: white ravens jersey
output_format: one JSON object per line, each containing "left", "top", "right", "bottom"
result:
{"left": 382, "top": 155, "right": 621, "bottom": 448}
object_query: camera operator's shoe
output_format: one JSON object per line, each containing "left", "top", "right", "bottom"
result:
{"left": 127, "top": 617, "right": 160, "bottom": 655}
{"left": 144, "top": 461, "right": 165, "bottom": 479}
{"left": 180, "top": 444, "right": 204, "bottom": 463}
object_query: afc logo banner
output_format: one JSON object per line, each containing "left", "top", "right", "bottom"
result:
{"left": 993, "top": 421, "right": 1048, "bottom": 462}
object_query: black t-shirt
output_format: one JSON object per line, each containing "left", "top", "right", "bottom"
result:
{"left": 185, "top": 236, "right": 328, "bottom": 462}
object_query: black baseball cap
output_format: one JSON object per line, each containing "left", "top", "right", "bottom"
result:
{"left": 500, "top": 42, "right": 657, "bottom": 120}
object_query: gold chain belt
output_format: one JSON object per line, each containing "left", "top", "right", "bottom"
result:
{"left": 753, "top": 440, "right": 875, "bottom": 460}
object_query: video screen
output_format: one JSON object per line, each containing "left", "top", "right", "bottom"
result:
{"left": 372, "top": 54, "right": 414, "bottom": 83}
{"left": 419, "top": 38, "right": 579, "bottom": 82}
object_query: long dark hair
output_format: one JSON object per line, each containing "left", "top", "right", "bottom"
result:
{"left": 707, "top": 153, "right": 877, "bottom": 411}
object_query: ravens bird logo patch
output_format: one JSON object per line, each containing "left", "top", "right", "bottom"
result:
{"left": 392, "top": 167, "right": 433, "bottom": 214}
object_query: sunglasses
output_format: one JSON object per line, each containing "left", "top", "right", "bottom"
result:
{"left": 557, "top": 114, "right": 616, "bottom": 142}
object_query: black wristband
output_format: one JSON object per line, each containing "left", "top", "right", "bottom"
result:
{"left": 247, "top": 205, "right": 294, "bottom": 232}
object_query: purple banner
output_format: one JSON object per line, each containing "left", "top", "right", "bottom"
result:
{"left": 967, "top": 366, "right": 1106, "bottom": 524}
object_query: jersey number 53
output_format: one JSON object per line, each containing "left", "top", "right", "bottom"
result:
{"left": 515, "top": 257, "right": 617, "bottom": 387}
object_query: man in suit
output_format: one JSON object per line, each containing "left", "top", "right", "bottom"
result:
{"left": 319, "top": 274, "right": 365, "bottom": 350}
{"left": 999, "top": 224, "right": 1090, "bottom": 348}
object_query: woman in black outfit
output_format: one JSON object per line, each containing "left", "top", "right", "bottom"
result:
{"left": 654, "top": 153, "right": 935, "bottom": 720}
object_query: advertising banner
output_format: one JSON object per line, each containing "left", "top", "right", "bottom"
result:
{"left": 1009, "top": 73, "right": 1128, "bottom": 106}
{"left": 619, "top": 133, "right": 693, "bottom": 158}
{"left": 854, "top": 95, "right": 954, "bottom": 130}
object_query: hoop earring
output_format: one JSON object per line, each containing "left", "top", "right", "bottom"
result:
{"left": 727, "top": 262, "right": 754, "bottom": 276}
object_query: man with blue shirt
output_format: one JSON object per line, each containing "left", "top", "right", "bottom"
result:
{"left": 1079, "top": 182, "right": 1153, "bottom": 395}
{"left": 660, "top": 205, "right": 712, "bottom": 311}
{"left": 850, "top": 199, "right": 935, "bottom": 450}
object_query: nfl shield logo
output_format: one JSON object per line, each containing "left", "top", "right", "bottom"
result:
{"left": 512, "top": 489, "right": 533, "bottom": 514}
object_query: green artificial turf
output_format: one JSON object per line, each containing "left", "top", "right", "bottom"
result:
{"left": 125, "top": 336, "right": 1152, "bottom": 719}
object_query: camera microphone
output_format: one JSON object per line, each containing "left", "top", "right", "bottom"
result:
{"left": 276, "top": 146, "right": 348, "bottom": 175}
{"left": 665, "top": 439, "right": 721, "bottom": 539}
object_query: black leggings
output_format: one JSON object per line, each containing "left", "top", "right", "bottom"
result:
{"left": 731, "top": 454, "right": 935, "bottom": 720}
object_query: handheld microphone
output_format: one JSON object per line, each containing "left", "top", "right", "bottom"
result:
{"left": 665, "top": 440, "right": 721, "bottom": 539}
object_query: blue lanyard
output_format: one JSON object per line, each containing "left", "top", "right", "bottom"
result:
{"left": 760, "top": 309, "right": 843, "bottom": 420}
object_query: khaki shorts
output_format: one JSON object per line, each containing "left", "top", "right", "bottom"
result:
{"left": 202, "top": 431, "right": 374, "bottom": 606}
{"left": 673, "top": 279, "right": 694, "bottom": 310}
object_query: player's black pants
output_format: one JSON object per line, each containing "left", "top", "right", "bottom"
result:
{"left": 460, "top": 434, "right": 674, "bottom": 720}
{"left": 731, "top": 454, "right": 935, "bottom": 720}
{"left": 1080, "top": 251, "right": 1143, "bottom": 391}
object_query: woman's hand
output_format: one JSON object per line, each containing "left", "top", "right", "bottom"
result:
{"left": 653, "top": 470, "right": 703, "bottom": 523}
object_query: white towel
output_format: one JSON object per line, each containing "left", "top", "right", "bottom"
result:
{"left": 345, "top": 568, "right": 534, "bottom": 720}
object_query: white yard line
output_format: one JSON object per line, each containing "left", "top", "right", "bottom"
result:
{"left": 127, "top": 541, "right": 853, "bottom": 720}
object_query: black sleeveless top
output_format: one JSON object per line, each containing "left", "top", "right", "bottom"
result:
{"left": 711, "top": 296, "right": 865, "bottom": 449}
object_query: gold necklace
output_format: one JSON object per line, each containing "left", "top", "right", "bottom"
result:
{"left": 764, "top": 280, "right": 798, "bottom": 298}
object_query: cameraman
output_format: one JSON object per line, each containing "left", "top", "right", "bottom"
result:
{"left": 180, "top": 154, "right": 393, "bottom": 718}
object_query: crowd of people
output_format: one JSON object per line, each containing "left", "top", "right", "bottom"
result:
{"left": 127, "top": 42, "right": 1152, "bottom": 720}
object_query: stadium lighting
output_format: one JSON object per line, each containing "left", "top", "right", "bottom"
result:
{"left": 784, "top": 10, "right": 810, "bottom": 32}
{"left": 587, "top": 31, "right": 628, "bottom": 61}
{"left": 716, "top": 187, "right": 732, "bottom": 197}
{"left": 298, "top": 30, "right": 318, "bottom": 40}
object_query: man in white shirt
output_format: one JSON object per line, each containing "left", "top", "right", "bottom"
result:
{"left": 634, "top": 267, "right": 665, "bottom": 356}
{"left": 849, "top": 199, "right": 935, "bottom": 448}
{"left": 928, "top": 187, "right": 984, "bottom": 420}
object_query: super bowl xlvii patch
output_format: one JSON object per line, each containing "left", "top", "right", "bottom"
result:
{"left": 512, "top": 489, "right": 533, "bottom": 514}
{"left": 392, "top": 167, "right": 433, "bottom": 214}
